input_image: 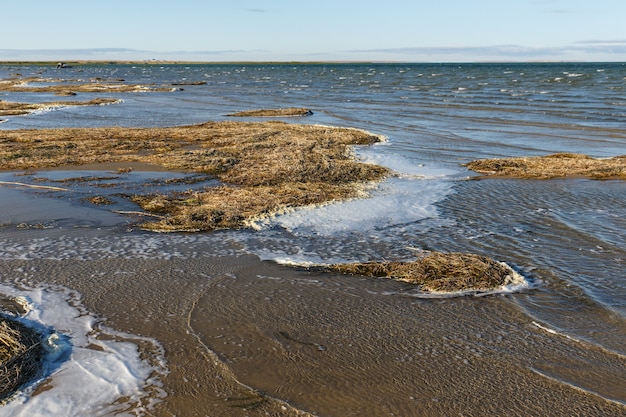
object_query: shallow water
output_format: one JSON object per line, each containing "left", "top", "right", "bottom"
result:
{"left": 0, "top": 62, "right": 625, "bottom": 416}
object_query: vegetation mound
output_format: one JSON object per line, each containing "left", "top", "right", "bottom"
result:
{"left": 0, "top": 98, "right": 120, "bottom": 116}
{"left": 0, "top": 76, "right": 173, "bottom": 93}
{"left": 0, "top": 121, "right": 389, "bottom": 232}
{"left": 0, "top": 318, "right": 44, "bottom": 403}
{"left": 465, "top": 153, "right": 626, "bottom": 179}
{"left": 328, "top": 252, "right": 521, "bottom": 292}
{"left": 227, "top": 108, "right": 314, "bottom": 117}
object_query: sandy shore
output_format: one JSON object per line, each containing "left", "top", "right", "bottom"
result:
{"left": 0, "top": 227, "right": 622, "bottom": 416}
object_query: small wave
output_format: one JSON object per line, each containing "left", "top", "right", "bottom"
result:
{"left": 532, "top": 321, "right": 579, "bottom": 340}
{"left": 532, "top": 320, "right": 626, "bottom": 360}
{"left": 564, "top": 72, "right": 585, "bottom": 78}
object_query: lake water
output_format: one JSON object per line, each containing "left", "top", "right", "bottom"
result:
{"left": 0, "top": 62, "right": 625, "bottom": 416}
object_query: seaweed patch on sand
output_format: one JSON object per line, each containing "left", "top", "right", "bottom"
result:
{"left": 0, "top": 121, "right": 389, "bottom": 232}
{"left": 465, "top": 153, "right": 626, "bottom": 180}
{"left": 326, "top": 252, "right": 526, "bottom": 294}
{"left": 0, "top": 98, "right": 121, "bottom": 117}
{"left": 227, "top": 108, "right": 313, "bottom": 117}
{"left": 0, "top": 318, "right": 44, "bottom": 403}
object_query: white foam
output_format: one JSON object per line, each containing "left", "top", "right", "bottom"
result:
{"left": 0, "top": 283, "right": 166, "bottom": 416}
{"left": 251, "top": 177, "right": 453, "bottom": 237}
{"left": 355, "top": 147, "right": 460, "bottom": 179}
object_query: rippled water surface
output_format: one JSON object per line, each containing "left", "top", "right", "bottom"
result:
{"left": 0, "top": 62, "right": 625, "bottom": 416}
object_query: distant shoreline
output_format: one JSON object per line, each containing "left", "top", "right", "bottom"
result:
{"left": 1, "top": 60, "right": 624, "bottom": 66}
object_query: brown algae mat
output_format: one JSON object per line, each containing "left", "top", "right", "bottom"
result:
{"left": 0, "top": 318, "right": 44, "bottom": 403}
{"left": 0, "top": 98, "right": 121, "bottom": 116}
{"left": 465, "top": 153, "right": 626, "bottom": 179}
{"left": 327, "top": 252, "right": 523, "bottom": 293}
{"left": 0, "top": 121, "right": 389, "bottom": 231}
{"left": 227, "top": 108, "right": 314, "bottom": 117}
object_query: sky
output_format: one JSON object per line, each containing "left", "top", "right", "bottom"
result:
{"left": 1, "top": 0, "right": 625, "bottom": 62}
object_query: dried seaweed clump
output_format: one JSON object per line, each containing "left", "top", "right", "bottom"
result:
{"left": 329, "top": 252, "right": 520, "bottom": 292}
{"left": 227, "top": 108, "right": 313, "bottom": 117}
{"left": 0, "top": 318, "right": 44, "bottom": 403}
{"left": 465, "top": 153, "right": 626, "bottom": 179}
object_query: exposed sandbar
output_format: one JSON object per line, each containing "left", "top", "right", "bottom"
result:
{"left": 465, "top": 153, "right": 626, "bottom": 180}
{"left": 327, "top": 252, "right": 523, "bottom": 292}
{"left": 227, "top": 108, "right": 313, "bottom": 117}
{"left": 0, "top": 121, "right": 389, "bottom": 231}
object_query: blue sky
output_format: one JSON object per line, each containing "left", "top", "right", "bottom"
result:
{"left": 1, "top": 0, "right": 625, "bottom": 62}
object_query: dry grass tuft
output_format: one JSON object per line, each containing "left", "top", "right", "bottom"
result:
{"left": 465, "top": 153, "right": 626, "bottom": 179}
{"left": 0, "top": 98, "right": 120, "bottom": 116}
{"left": 0, "top": 121, "right": 389, "bottom": 231}
{"left": 85, "top": 195, "right": 114, "bottom": 205}
{"left": 227, "top": 108, "right": 313, "bottom": 117}
{"left": 328, "top": 252, "right": 518, "bottom": 292}
{"left": 0, "top": 318, "right": 44, "bottom": 402}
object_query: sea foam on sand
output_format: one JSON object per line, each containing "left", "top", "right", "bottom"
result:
{"left": 0, "top": 283, "right": 166, "bottom": 417}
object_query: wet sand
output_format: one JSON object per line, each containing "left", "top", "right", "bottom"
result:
{"left": 3, "top": 233, "right": 623, "bottom": 416}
